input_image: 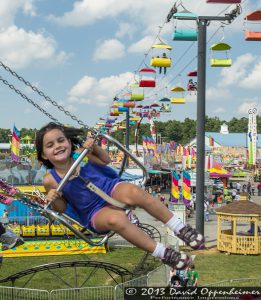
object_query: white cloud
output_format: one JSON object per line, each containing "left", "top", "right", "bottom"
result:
{"left": 68, "top": 76, "right": 97, "bottom": 98}
{"left": 237, "top": 99, "right": 261, "bottom": 115}
{"left": 128, "top": 36, "right": 155, "bottom": 54}
{"left": 0, "top": 26, "right": 68, "bottom": 69}
{"left": 67, "top": 72, "right": 134, "bottom": 106}
{"left": 115, "top": 22, "right": 136, "bottom": 39}
{"left": 206, "top": 87, "right": 231, "bottom": 100}
{"left": 240, "top": 59, "right": 261, "bottom": 89}
{"left": 48, "top": 0, "right": 136, "bottom": 27}
{"left": 93, "top": 39, "right": 125, "bottom": 61}
{"left": 213, "top": 107, "right": 225, "bottom": 113}
{"left": 218, "top": 53, "right": 255, "bottom": 87}
{"left": 0, "top": 0, "right": 36, "bottom": 28}
{"left": 48, "top": 0, "right": 174, "bottom": 35}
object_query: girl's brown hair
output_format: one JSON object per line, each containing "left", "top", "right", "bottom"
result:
{"left": 35, "top": 122, "right": 85, "bottom": 169}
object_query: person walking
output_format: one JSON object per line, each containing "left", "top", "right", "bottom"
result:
{"left": 258, "top": 182, "right": 261, "bottom": 196}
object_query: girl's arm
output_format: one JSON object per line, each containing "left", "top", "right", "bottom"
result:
{"left": 81, "top": 138, "right": 111, "bottom": 166}
{"left": 43, "top": 174, "right": 67, "bottom": 213}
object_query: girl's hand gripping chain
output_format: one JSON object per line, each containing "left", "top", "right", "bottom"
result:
{"left": 83, "top": 138, "right": 95, "bottom": 153}
{"left": 46, "top": 189, "right": 62, "bottom": 205}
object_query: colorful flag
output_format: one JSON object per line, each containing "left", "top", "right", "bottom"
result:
{"left": 11, "top": 125, "right": 20, "bottom": 162}
{"left": 182, "top": 170, "right": 191, "bottom": 206}
{"left": 171, "top": 170, "right": 179, "bottom": 203}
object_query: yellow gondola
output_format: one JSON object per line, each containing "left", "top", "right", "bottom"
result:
{"left": 170, "top": 86, "right": 186, "bottom": 104}
{"left": 130, "top": 83, "right": 144, "bottom": 101}
{"left": 210, "top": 43, "right": 232, "bottom": 67}
{"left": 150, "top": 43, "right": 172, "bottom": 72}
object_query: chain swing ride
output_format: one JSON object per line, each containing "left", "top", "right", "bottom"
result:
{"left": 0, "top": 61, "right": 149, "bottom": 246}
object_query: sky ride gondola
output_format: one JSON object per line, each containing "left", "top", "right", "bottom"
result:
{"left": 187, "top": 70, "right": 197, "bottom": 77}
{"left": 187, "top": 70, "right": 197, "bottom": 93}
{"left": 170, "top": 86, "right": 186, "bottom": 104}
{"left": 139, "top": 68, "right": 156, "bottom": 88}
{"left": 172, "top": 10, "right": 198, "bottom": 41}
{"left": 118, "top": 107, "right": 129, "bottom": 112}
{"left": 244, "top": 11, "right": 261, "bottom": 41}
{"left": 159, "top": 97, "right": 170, "bottom": 102}
{"left": 150, "top": 43, "right": 172, "bottom": 73}
{"left": 210, "top": 42, "right": 232, "bottom": 67}
{"left": 130, "top": 83, "right": 144, "bottom": 101}
{"left": 123, "top": 102, "right": 136, "bottom": 108}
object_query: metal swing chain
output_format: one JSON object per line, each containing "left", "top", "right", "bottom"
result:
{"left": 0, "top": 61, "right": 90, "bottom": 130}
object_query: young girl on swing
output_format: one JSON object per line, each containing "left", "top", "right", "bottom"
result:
{"left": 36, "top": 122, "right": 205, "bottom": 270}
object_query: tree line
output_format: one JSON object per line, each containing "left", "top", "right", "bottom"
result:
{"left": 0, "top": 116, "right": 260, "bottom": 145}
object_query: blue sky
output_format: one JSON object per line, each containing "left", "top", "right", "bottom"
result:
{"left": 0, "top": 0, "right": 260, "bottom": 131}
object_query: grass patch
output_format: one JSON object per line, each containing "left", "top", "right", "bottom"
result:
{"left": 190, "top": 248, "right": 261, "bottom": 286}
{"left": 0, "top": 247, "right": 149, "bottom": 290}
{"left": 0, "top": 247, "right": 260, "bottom": 289}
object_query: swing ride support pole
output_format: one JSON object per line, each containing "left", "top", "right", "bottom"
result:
{"left": 172, "top": 11, "right": 236, "bottom": 235}
{"left": 196, "top": 19, "right": 207, "bottom": 235}
{"left": 126, "top": 108, "right": 130, "bottom": 151}
{"left": 125, "top": 108, "right": 130, "bottom": 167}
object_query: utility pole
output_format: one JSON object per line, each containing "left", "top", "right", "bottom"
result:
{"left": 173, "top": 10, "right": 238, "bottom": 235}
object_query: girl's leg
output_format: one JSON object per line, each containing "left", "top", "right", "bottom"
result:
{"left": 111, "top": 182, "right": 205, "bottom": 250}
{"left": 92, "top": 205, "right": 191, "bottom": 270}
{"left": 112, "top": 182, "right": 173, "bottom": 223}
{"left": 93, "top": 205, "right": 156, "bottom": 252}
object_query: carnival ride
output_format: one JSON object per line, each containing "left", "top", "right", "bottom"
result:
{"left": 0, "top": 61, "right": 166, "bottom": 287}
{"left": 0, "top": 0, "right": 260, "bottom": 291}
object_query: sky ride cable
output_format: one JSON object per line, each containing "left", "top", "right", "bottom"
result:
{"left": 110, "top": 2, "right": 239, "bottom": 114}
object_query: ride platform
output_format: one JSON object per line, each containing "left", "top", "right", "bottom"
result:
{"left": 0, "top": 239, "right": 106, "bottom": 258}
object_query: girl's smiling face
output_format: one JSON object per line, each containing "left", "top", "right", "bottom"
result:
{"left": 42, "top": 129, "right": 72, "bottom": 165}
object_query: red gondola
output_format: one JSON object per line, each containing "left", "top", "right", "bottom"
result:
{"left": 139, "top": 68, "right": 156, "bottom": 88}
{"left": 245, "top": 11, "right": 261, "bottom": 41}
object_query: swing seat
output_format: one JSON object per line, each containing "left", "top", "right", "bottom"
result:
{"left": 245, "top": 31, "right": 261, "bottom": 41}
{"left": 172, "top": 29, "right": 198, "bottom": 41}
{"left": 123, "top": 102, "right": 135, "bottom": 108}
{"left": 210, "top": 58, "right": 232, "bottom": 67}
{"left": 150, "top": 57, "right": 171, "bottom": 68}
{"left": 130, "top": 93, "right": 144, "bottom": 101}
{"left": 51, "top": 224, "right": 65, "bottom": 236}
{"left": 110, "top": 113, "right": 119, "bottom": 116}
{"left": 11, "top": 225, "right": 21, "bottom": 236}
{"left": 22, "top": 225, "right": 36, "bottom": 237}
{"left": 139, "top": 80, "right": 156, "bottom": 88}
{"left": 37, "top": 225, "right": 50, "bottom": 236}
{"left": 170, "top": 98, "right": 186, "bottom": 104}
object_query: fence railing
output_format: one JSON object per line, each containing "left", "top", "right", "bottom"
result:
{"left": 206, "top": 277, "right": 261, "bottom": 287}
{"left": 50, "top": 286, "right": 114, "bottom": 300}
{"left": 0, "top": 273, "right": 260, "bottom": 299}
{"left": 0, "top": 286, "right": 49, "bottom": 300}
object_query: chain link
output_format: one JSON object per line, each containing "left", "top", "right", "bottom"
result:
{"left": 0, "top": 61, "right": 92, "bottom": 130}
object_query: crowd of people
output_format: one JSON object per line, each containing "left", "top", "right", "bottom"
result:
{"left": 170, "top": 264, "right": 199, "bottom": 287}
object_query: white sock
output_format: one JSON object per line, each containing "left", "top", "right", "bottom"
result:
{"left": 165, "top": 215, "right": 185, "bottom": 234}
{"left": 151, "top": 242, "right": 166, "bottom": 259}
